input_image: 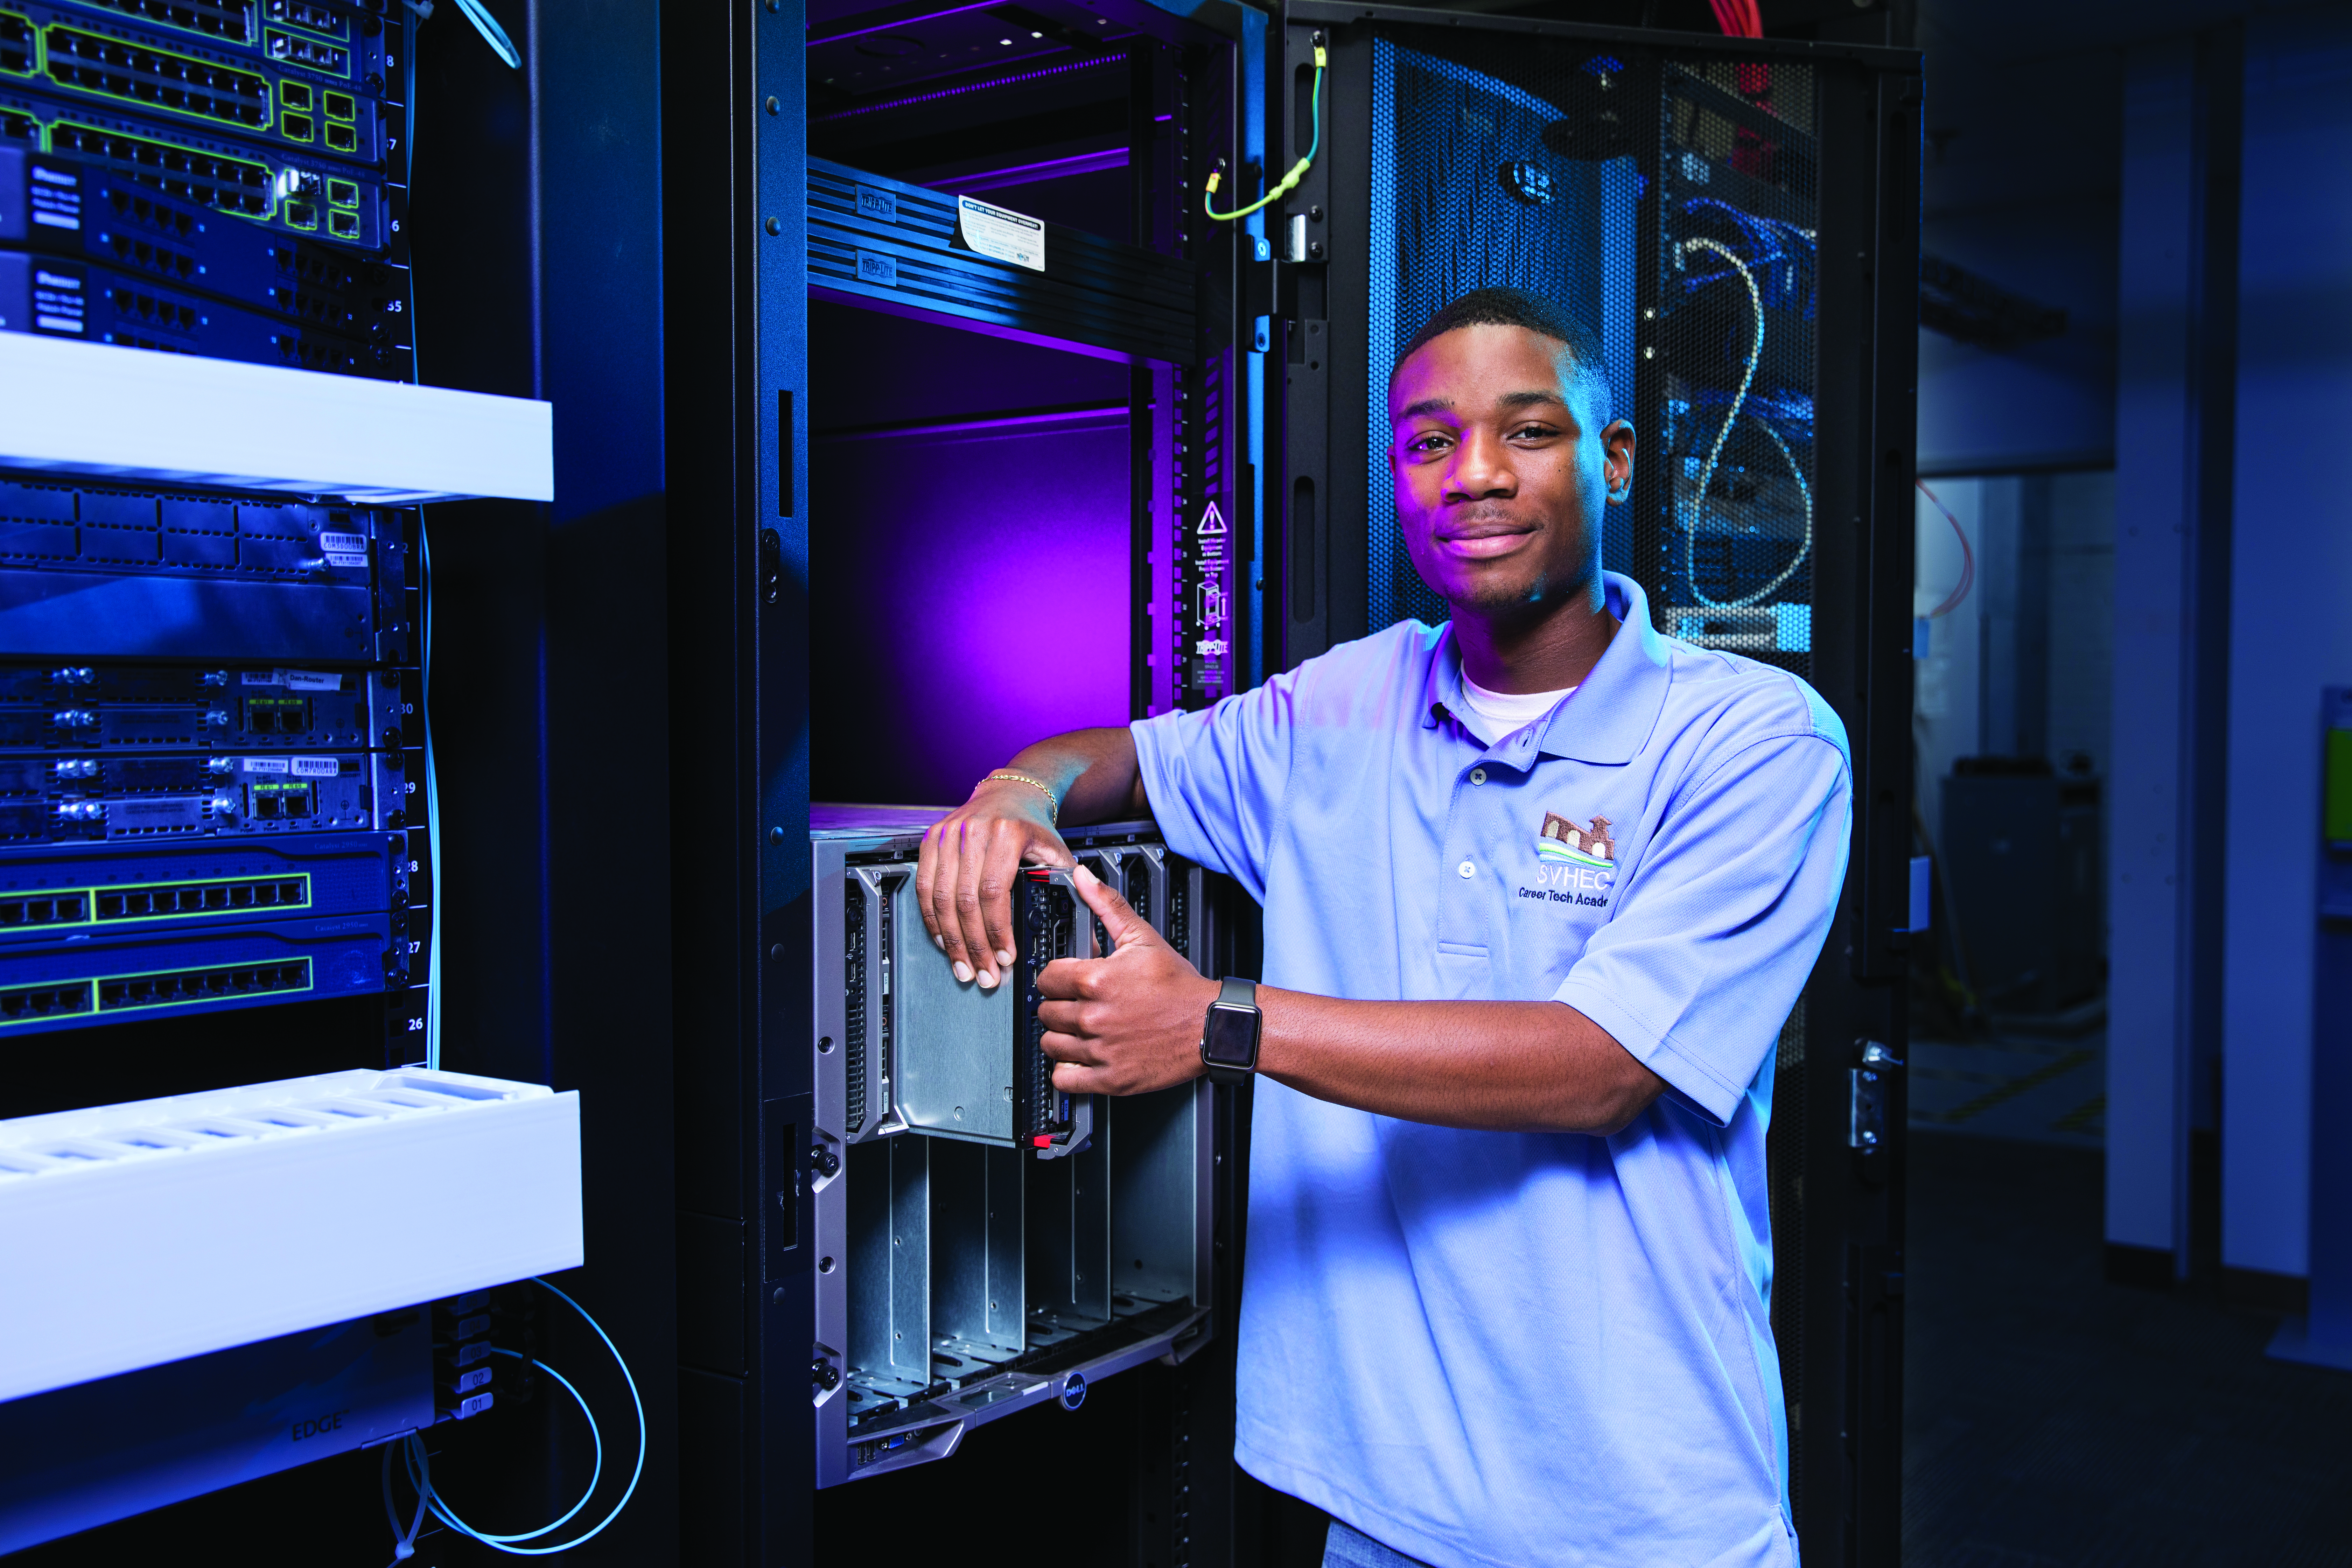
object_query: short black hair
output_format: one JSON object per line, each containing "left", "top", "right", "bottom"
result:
{"left": 1392, "top": 287, "right": 1610, "bottom": 422}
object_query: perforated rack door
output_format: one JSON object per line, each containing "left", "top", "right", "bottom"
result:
{"left": 1354, "top": 34, "right": 1818, "bottom": 686}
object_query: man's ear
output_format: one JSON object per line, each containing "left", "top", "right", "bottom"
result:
{"left": 1601, "top": 419, "right": 1637, "bottom": 502}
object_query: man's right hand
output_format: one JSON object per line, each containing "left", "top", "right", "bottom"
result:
{"left": 916, "top": 779, "right": 1076, "bottom": 990}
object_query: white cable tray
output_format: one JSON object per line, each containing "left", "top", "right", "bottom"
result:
{"left": 0, "top": 335, "right": 552, "bottom": 504}
{"left": 0, "top": 1067, "right": 581, "bottom": 1403}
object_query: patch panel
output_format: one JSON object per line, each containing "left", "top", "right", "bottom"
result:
{"left": 1, "top": 4, "right": 394, "bottom": 166}
{"left": 0, "top": 488, "right": 409, "bottom": 664}
{"left": 0, "top": 664, "right": 402, "bottom": 751}
{"left": 0, "top": 86, "right": 398, "bottom": 252}
{"left": 0, "top": 749, "right": 398, "bottom": 844}
{"left": 0, "top": 827, "right": 402, "bottom": 945}
{"left": 2, "top": 140, "right": 408, "bottom": 339}
{"left": 0, "top": 910, "right": 398, "bottom": 1034}
{"left": 0, "top": 246, "right": 405, "bottom": 376}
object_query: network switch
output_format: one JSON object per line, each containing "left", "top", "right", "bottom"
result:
{"left": 0, "top": 827, "right": 405, "bottom": 945}
{"left": 0, "top": 2, "right": 395, "bottom": 166}
{"left": 0, "top": 245, "right": 403, "bottom": 376}
{"left": 0, "top": 85, "right": 397, "bottom": 251}
{"left": 0, "top": 907, "right": 401, "bottom": 1034}
{"left": 0, "top": 481, "right": 410, "bottom": 662}
{"left": 0, "top": 147, "right": 407, "bottom": 343}
{"left": 0, "top": 664, "right": 404, "bottom": 752}
{"left": 0, "top": 749, "right": 401, "bottom": 844}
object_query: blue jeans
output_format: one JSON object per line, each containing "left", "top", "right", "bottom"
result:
{"left": 1324, "top": 1518, "right": 1434, "bottom": 1568}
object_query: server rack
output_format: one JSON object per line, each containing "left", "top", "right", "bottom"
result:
{"left": 666, "top": 1, "right": 1259, "bottom": 1562}
{"left": 1, "top": 0, "right": 676, "bottom": 1558}
{"left": 1268, "top": 7, "right": 1918, "bottom": 1562}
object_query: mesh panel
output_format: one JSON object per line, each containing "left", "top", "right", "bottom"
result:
{"left": 1365, "top": 35, "right": 1819, "bottom": 688}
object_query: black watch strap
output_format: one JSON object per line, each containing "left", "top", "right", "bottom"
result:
{"left": 1200, "top": 976, "right": 1261, "bottom": 1085}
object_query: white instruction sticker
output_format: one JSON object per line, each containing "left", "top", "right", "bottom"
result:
{"left": 242, "top": 756, "right": 290, "bottom": 774}
{"left": 281, "top": 669, "right": 341, "bottom": 691}
{"left": 957, "top": 195, "right": 1045, "bottom": 272}
{"left": 291, "top": 756, "right": 341, "bottom": 777}
{"left": 324, "top": 553, "right": 370, "bottom": 569}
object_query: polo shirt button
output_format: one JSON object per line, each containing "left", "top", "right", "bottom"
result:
{"left": 1457, "top": 860, "right": 1476, "bottom": 878}
{"left": 1470, "top": 768, "right": 1487, "bottom": 785}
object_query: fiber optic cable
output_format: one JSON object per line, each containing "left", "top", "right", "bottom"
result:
{"left": 1204, "top": 44, "right": 1323, "bottom": 222}
{"left": 402, "top": 0, "right": 520, "bottom": 70}
{"left": 385, "top": 1279, "right": 644, "bottom": 1558}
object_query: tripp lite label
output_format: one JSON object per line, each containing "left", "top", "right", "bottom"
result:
{"left": 854, "top": 184, "right": 896, "bottom": 222}
{"left": 242, "top": 756, "right": 290, "bottom": 774}
{"left": 957, "top": 195, "right": 1045, "bottom": 272}
{"left": 281, "top": 669, "right": 341, "bottom": 691}
{"left": 291, "top": 757, "right": 340, "bottom": 777}
{"left": 855, "top": 249, "right": 897, "bottom": 287}
{"left": 29, "top": 162, "right": 82, "bottom": 231}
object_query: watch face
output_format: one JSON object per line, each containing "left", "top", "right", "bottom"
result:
{"left": 1202, "top": 1002, "right": 1258, "bottom": 1068}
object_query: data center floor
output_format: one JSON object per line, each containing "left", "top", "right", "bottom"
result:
{"left": 1904, "top": 1132, "right": 2352, "bottom": 1567}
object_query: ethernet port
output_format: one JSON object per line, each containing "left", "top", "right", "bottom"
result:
{"left": 285, "top": 201, "right": 317, "bottom": 230}
{"left": 327, "top": 178, "right": 357, "bottom": 208}
{"left": 253, "top": 790, "right": 280, "bottom": 819}
{"left": 323, "top": 90, "right": 354, "bottom": 121}
{"left": 323, "top": 122, "right": 356, "bottom": 154}
{"left": 282, "top": 112, "right": 314, "bottom": 142}
{"left": 328, "top": 209, "right": 358, "bottom": 239}
{"left": 280, "top": 79, "right": 312, "bottom": 111}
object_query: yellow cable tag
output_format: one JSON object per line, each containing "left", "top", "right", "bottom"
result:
{"left": 1314, "top": 44, "right": 1327, "bottom": 66}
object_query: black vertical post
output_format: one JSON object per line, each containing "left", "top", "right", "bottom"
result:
{"left": 2177, "top": 22, "right": 2241, "bottom": 1279}
{"left": 666, "top": 0, "right": 811, "bottom": 1561}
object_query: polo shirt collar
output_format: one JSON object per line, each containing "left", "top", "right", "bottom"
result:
{"left": 1419, "top": 570, "right": 1673, "bottom": 766}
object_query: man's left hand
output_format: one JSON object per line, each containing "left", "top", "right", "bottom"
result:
{"left": 1036, "top": 864, "right": 1221, "bottom": 1096}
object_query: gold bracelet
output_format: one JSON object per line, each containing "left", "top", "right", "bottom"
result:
{"left": 981, "top": 770, "right": 1060, "bottom": 822}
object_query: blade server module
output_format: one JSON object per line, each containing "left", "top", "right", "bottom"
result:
{"left": 810, "top": 809, "right": 1217, "bottom": 1488}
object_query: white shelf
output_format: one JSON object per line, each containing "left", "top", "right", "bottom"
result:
{"left": 0, "top": 1068, "right": 582, "bottom": 1403}
{"left": 0, "top": 335, "right": 553, "bottom": 504}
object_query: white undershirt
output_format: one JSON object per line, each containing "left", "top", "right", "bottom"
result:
{"left": 1455, "top": 672, "right": 1575, "bottom": 745}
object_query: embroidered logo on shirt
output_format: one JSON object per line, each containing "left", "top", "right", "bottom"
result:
{"left": 1536, "top": 812, "right": 1616, "bottom": 870}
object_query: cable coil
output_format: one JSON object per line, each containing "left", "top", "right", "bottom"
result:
{"left": 382, "top": 1280, "right": 645, "bottom": 1561}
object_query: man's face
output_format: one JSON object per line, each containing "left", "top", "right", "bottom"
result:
{"left": 1387, "top": 323, "right": 1634, "bottom": 621}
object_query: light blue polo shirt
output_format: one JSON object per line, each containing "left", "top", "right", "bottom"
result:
{"left": 1130, "top": 572, "right": 1849, "bottom": 1568}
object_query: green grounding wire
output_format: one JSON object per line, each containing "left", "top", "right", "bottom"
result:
{"left": 1203, "top": 47, "right": 1323, "bottom": 224}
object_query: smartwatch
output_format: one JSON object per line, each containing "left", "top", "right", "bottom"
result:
{"left": 1199, "top": 976, "right": 1262, "bottom": 1086}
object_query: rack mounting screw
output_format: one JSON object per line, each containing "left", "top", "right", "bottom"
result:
{"left": 764, "top": 216, "right": 781, "bottom": 236}
{"left": 765, "top": 95, "right": 779, "bottom": 114}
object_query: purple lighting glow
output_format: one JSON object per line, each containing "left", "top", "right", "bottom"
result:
{"left": 810, "top": 410, "right": 1133, "bottom": 808}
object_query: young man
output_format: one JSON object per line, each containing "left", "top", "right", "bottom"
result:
{"left": 914, "top": 288, "right": 1848, "bottom": 1568}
